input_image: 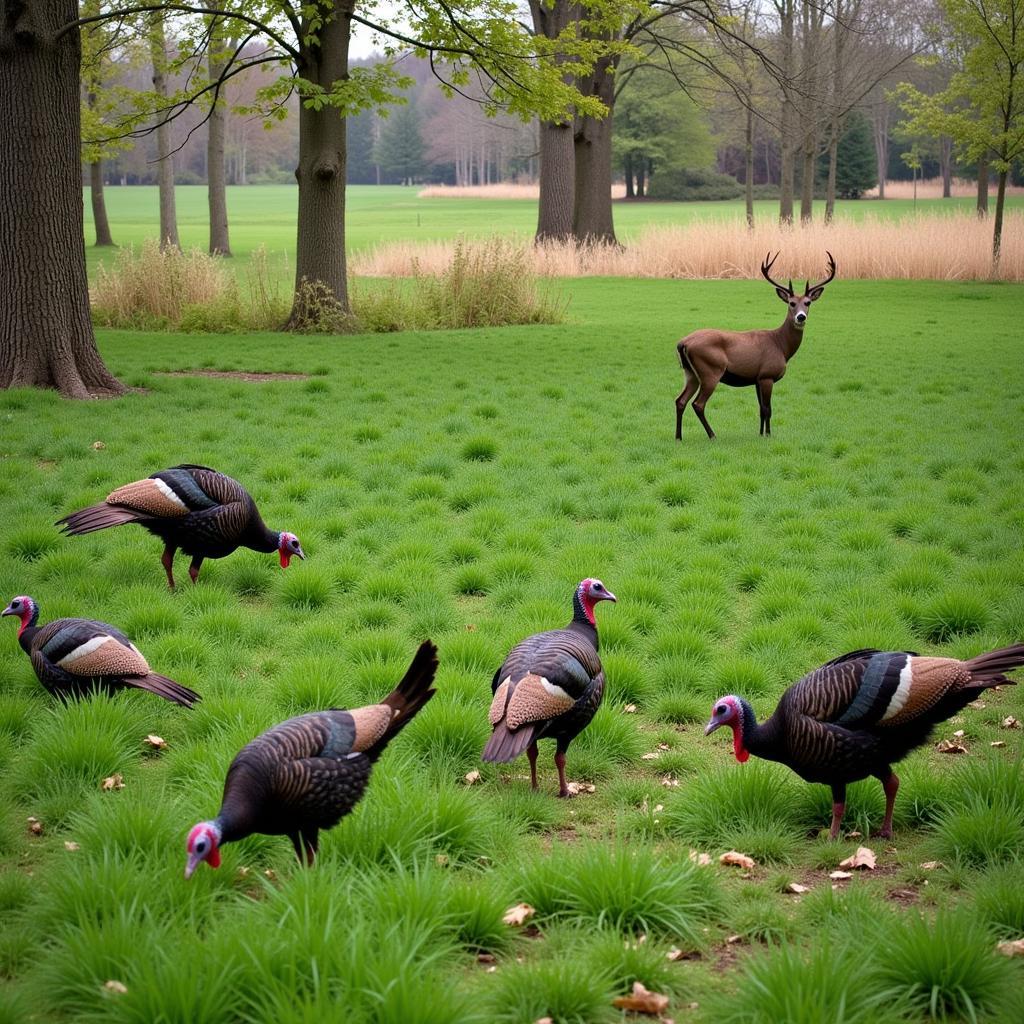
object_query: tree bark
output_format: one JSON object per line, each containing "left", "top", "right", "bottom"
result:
{"left": 207, "top": 12, "right": 231, "bottom": 255}
{"left": 573, "top": 51, "right": 618, "bottom": 245}
{"left": 288, "top": 1, "right": 352, "bottom": 325}
{"left": 939, "top": 135, "right": 952, "bottom": 199}
{"left": 745, "top": 104, "right": 754, "bottom": 228}
{"left": 776, "top": 0, "right": 795, "bottom": 224}
{"left": 89, "top": 159, "right": 115, "bottom": 246}
{"left": 824, "top": 119, "right": 839, "bottom": 223}
{"left": 624, "top": 152, "right": 634, "bottom": 198}
{"left": 871, "top": 93, "right": 888, "bottom": 200}
{"left": 0, "top": 0, "right": 125, "bottom": 397}
{"left": 992, "top": 167, "right": 1007, "bottom": 270}
{"left": 529, "top": 0, "right": 578, "bottom": 243}
{"left": 636, "top": 159, "right": 645, "bottom": 198}
{"left": 976, "top": 155, "right": 988, "bottom": 216}
{"left": 150, "top": 16, "right": 179, "bottom": 250}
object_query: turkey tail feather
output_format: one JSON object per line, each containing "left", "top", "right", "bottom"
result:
{"left": 57, "top": 504, "right": 147, "bottom": 535}
{"left": 482, "top": 722, "right": 538, "bottom": 764}
{"left": 131, "top": 673, "right": 201, "bottom": 708}
{"left": 965, "top": 643, "right": 1024, "bottom": 686}
{"left": 365, "top": 640, "right": 438, "bottom": 761}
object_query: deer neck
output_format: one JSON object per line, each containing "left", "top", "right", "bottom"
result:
{"left": 774, "top": 316, "right": 805, "bottom": 361}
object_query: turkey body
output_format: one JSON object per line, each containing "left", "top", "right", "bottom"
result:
{"left": 186, "top": 640, "right": 437, "bottom": 872}
{"left": 707, "top": 644, "right": 1024, "bottom": 838}
{"left": 57, "top": 464, "right": 302, "bottom": 587}
{"left": 3, "top": 597, "right": 199, "bottom": 707}
{"left": 482, "top": 579, "right": 614, "bottom": 796}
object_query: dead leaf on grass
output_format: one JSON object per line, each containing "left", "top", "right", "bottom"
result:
{"left": 565, "top": 781, "right": 596, "bottom": 796}
{"left": 991, "top": 741, "right": 1006, "bottom": 748}
{"left": 1002, "top": 716, "right": 1020, "bottom": 730}
{"left": 829, "top": 870, "right": 853, "bottom": 880}
{"left": 935, "top": 739, "right": 967, "bottom": 754}
{"left": 726, "top": 934, "right": 743, "bottom": 944}
{"left": 103, "top": 980, "right": 127, "bottom": 995}
{"left": 64, "top": 841, "right": 80, "bottom": 852}
{"left": 666, "top": 947, "right": 701, "bottom": 962}
{"left": 657, "top": 742, "right": 670, "bottom": 751}
{"left": 623, "top": 704, "right": 638, "bottom": 714}
{"left": 920, "top": 860, "right": 944, "bottom": 870}
{"left": 503, "top": 902, "right": 536, "bottom": 927}
{"left": 719, "top": 850, "right": 756, "bottom": 869}
{"left": 688, "top": 849, "right": 712, "bottom": 866}
{"left": 144, "top": 734, "right": 167, "bottom": 751}
{"left": 26, "top": 816, "right": 43, "bottom": 836}
{"left": 534, "top": 1018, "right": 554, "bottom": 1024}
{"left": 91, "top": 441, "right": 106, "bottom": 450}
{"left": 641, "top": 752, "right": 660, "bottom": 760}
{"left": 839, "top": 846, "right": 877, "bottom": 871}
{"left": 967, "top": 700, "right": 986, "bottom": 710}
{"left": 612, "top": 981, "right": 670, "bottom": 1015}
{"left": 661, "top": 776, "right": 679, "bottom": 788}
{"left": 463, "top": 770, "right": 482, "bottom": 785}
{"left": 101, "top": 774, "right": 124, "bottom": 791}
{"left": 787, "top": 882, "right": 810, "bottom": 894}
{"left": 997, "top": 939, "right": 1024, "bottom": 957}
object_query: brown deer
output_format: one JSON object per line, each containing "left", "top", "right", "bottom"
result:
{"left": 674, "top": 252, "right": 836, "bottom": 440}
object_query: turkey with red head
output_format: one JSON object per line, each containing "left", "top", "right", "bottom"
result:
{"left": 705, "top": 644, "right": 1024, "bottom": 839}
{"left": 185, "top": 640, "right": 437, "bottom": 877}
{"left": 3, "top": 595, "right": 200, "bottom": 707}
{"left": 57, "top": 464, "right": 303, "bottom": 588}
{"left": 482, "top": 578, "right": 616, "bottom": 797}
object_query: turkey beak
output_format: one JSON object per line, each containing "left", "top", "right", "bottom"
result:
{"left": 604, "top": 590, "right": 617, "bottom": 603}
{"left": 184, "top": 853, "right": 202, "bottom": 880}
{"left": 0, "top": 605, "right": 14, "bottom": 617}
{"left": 704, "top": 719, "right": 721, "bottom": 736}
{"left": 295, "top": 545, "right": 305, "bottom": 561}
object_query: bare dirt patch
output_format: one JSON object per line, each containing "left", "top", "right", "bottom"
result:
{"left": 156, "top": 370, "right": 309, "bottom": 382}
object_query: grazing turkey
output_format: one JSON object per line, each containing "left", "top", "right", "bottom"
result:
{"left": 482, "top": 578, "right": 616, "bottom": 797}
{"left": 2, "top": 595, "right": 200, "bottom": 707}
{"left": 184, "top": 640, "right": 437, "bottom": 876}
{"left": 57, "top": 464, "right": 303, "bottom": 588}
{"left": 705, "top": 644, "right": 1024, "bottom": 839}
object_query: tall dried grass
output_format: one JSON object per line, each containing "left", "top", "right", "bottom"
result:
{"left": 353, "top": 211, "right": 1024, "bottom": 282}
{"left": 867, "top": 177, "right": 1024, "bottom": 200}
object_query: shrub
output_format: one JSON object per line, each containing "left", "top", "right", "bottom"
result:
{"left": 648, "top": 167, "right": 743, "bottom": 201}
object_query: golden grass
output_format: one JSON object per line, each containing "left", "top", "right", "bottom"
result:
{"left": 352, "top": 211, "right": 1024, "bottom": 282}
{"left": 417, "top": 182, "right": 628, "bottom": 200}
{"left": 867, "top": 178, "right": 1024, "bottom": 200}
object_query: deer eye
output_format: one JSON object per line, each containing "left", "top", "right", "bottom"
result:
{"left": 789, "top": 301, "right": 795, "bottom": 307}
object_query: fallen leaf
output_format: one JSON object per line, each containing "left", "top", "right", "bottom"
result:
{"left": 719, "top": 850, "right": 756, "bottom": 869}
{"left": 435, "top": 854, "right": 449, "bottom": 868}
{"left": 952, "top": 729, "right": 965, "bottom": 739}
{"left": 103, "top": 980, "right": 127, "bottom": 995}
{"left": 236, "top": 866, "right": 251, "bottom": 878}
{"left": 657, "top": 742, "right": 670, "bottom": 751}
{"left": 920, "top": 860, "right": 944, "bottom": 870}
{"left": 144, "top": 734, "right": 167, "bottom": 751}
{"left": 26, "top": 816, "right": 43, "bottom": 836}
{"left": 534, "top": 1018, "right": 554, "bottom": 1024}
{"left": 641, "top": 752, "right": 660, "bottom": 760}
{"left": 485, "top": 965, "right": 497, "bottom": 973}
{"left": 997, "top": 939, "right": 1024, "bottom": 958}
{"left": 726, "top": 934, "right": 743, "bottom": 944}
{"left": 477, "top": 953, "right": 497, "bottom": 964}
{"left": 463, "top": 770, "right": 482, "bottom": 785}
{"left": 565, "top": 781, "right": 596, "bottom": 795}
{"left": 967, "top": 700, "right": 986, "bottom": 710}
{"left": 787, "top": 882, "right": 810, "bottom": 894}
{"left": 623, "top": 703, "right": 638, "bottom": 714}
{"left": 654, "top": 804, "right": 664, "bottom": 813}
{"left": 64, "top": 841, "right": 80, "bottom": 852}
{"left": 91, "top": 441, "right": 106, "bottom": 450}
{"left": 660, "top": 775, "right": 679, "bottom": 787}
{"left": 687, "top": 1002, "right": 700, "bottom": 1010}
{"left": 101, "top": 774, "right": 124, "bottom": 791}
{"left": 991, "top": 740, "right": 1006, "bottom": 748}
{"left": 839, "top": 846, "right": 877, "bottom": 871}
{"left": 263, "top": 869, "right": 278, "bottom": 883}
{"left": 465, "top": 623, "right": 477, "bottom": 632}
{"left": 666, "top": 947, "right": 701, "bottom": 962}
{"left": 503, "top": 903, "right": 536, "bottom": 927}
{"left": 612, "top": 981, "right": 670, "bottom": 1015}
{"left": 688, "top": 849, "right": 712, "bottom": 866}
{"left": 829, "top": 870, "right": 853, "bottom": 880}
{"left": 935, "top": 739, "right": 967, "bottom": 754}
{"left": 1002, "top": 716, "right": 1020, "bottom": 729}
{"left": 845, "top": 830, "right": 862, "bottom": 838}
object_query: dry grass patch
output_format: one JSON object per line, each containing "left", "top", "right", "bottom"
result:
{"left": 352, "top": 212, "right": 1024, "bottom": 282}
{"left": 866, "top": 177, "right": 1024, "bottom": 199}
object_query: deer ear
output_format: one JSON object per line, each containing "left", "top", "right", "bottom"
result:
{"left": 775, "top": 287, "right": 792, "bottom": 303}
{"left": 807, "top": 286, "right": 827, "bottom": 302}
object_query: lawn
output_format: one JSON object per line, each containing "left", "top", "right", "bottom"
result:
{"left": 82, "top": 184, "right": 1024, "bottom": 280}
{"left": 1, "top": 276, "right": 1023, "bottom": 1022}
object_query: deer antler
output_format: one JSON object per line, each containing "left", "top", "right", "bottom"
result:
{"left": 805, "top": 251, "right": 837, "bottom": 295}
{"left": 760, "top": 252, "right": 793, "bottom": 296}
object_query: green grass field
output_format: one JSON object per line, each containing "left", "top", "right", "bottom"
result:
{"left": 82, "top": 185, "right": 1024, "bottom": 280}
{"left": 2, "top": 272, "right": 1023, "bottom": 1021}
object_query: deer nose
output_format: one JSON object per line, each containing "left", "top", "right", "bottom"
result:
{"left": 795, "top": 311, "right": 807, "bottom": 323}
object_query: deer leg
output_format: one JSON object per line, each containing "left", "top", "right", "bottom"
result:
{"left": 675, "top": 365, "right": 699, "bottom": 441}
{"left": 691, "top": 375, "right": 721, "bottom": 440}
{"left": 757, "top": 378, "right": 774, "bottom": 437}
{"left": 160, "top": 544, "right": 177, "bottom": 590}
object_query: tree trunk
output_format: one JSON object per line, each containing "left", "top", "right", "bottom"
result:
{"left": 89, "top": 159, "right": 115, "bottom": 246}
{"left": 624, "top": 152, "right": 634, "bottom": 198}
{"left": 777, "top": 0, "right": 795, "bottom": 224}
{"left": 535, "top": 120, "right": 574, "bottom": 240}
{"left": 824, "top": 117, "right": 839, "bottom": 223}
{"left": 939, "top": 135, "right": 952, "bottom": 199}
{"left": 636, "top": 160, "right": 645, "bottom": 198}
{"left": 207, "top": 14, "right": 231, "bottom": 256}
{"left": 288, "top": 3, "right": 352, "bottom": 325}
{"left": 871, "top": 93, "right": 888, "bottom": 200}
{"left": 745, "top": 104, "right": 754, "bottom": 228}
{"left": 992, "top": 167, "right": 1007, "bottom": 271}
{"left": 976, "top": 155, "right": 989, "bottom": 216}
{"left": 150, "top": 17, "right": 179, "bottom": 250}
{"left": 0, "top": 0, "right": 125, "bottom": 397}
{"left": 530, "top": 0, "right": 578, "bottom": 244}
{"left": 573, "top": 52, "right": 618, "bottom": 245}
{"left": 800, "top": 136, "right": 816, "bottom": 222}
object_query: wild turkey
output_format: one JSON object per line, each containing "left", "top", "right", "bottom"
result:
{"left": 184, "top": 640, "right": 437, "bottom": 876}
{"left": 705, "top": 644, "right": 1024, "bottom": 839}
{"left": 57, "top": 464, "right": 303, "bottom": 588}
{"left": 482, "top": 578, "right": 616, "bottom": 797}
{"left": 2, "top": 595, "right": 200, "bottom": 707}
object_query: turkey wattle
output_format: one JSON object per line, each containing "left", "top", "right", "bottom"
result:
{"left": 57, "top": 464, "right": 303, "bottom": 588}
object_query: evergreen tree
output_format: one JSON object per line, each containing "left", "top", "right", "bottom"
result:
{"left": 828, "top": 111, "right": 877, "bottom": 198}
{"left": 374, "top": 100, "right": 425, "bottom": 185}
{"left": 347, "top": 109, "right": 377, "bottom": 184}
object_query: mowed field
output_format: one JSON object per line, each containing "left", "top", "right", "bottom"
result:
{"left": 1, "top": 193, "right": 1023, "bottom": 1021}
